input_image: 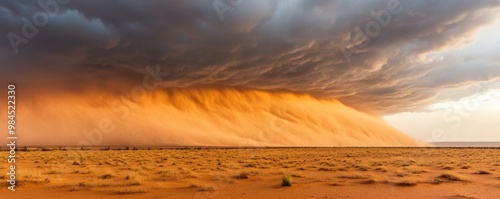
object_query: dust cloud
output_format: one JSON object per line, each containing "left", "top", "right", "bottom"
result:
{"left": 15, "top": 88, "right": 422, "bottom": 147}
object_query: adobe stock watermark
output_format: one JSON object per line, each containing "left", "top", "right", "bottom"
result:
{"left": 7, "top": 0, "right": 71, "bottom": 54}
{"left": 193, "top": 170, "right": 233, "bottom": 199}
{"left": 78, "top": 65, "right": 170, "bottom": 147}
{"left": 428, "top": 83, "right": 500, "bottom": 142}
{"left": 193, "top": 116, "right": 289, "bottom": 199}
{"left": 212, "top": 0, "right": 244, "bottom": 21}
{"left": 338, "top": 0, "right": 403, "bottom": 63}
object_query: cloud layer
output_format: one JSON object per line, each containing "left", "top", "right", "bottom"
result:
{"left": 1, "top": 0, "right": 500, "bottom": 114}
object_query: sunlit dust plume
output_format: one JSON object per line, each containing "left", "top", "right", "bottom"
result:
{"left": 14, "top": 88, "right": 422, "bottom": 147}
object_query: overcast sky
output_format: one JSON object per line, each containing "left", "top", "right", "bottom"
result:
{"left": 1, "top": 0, "right": 499, "bottom": 144}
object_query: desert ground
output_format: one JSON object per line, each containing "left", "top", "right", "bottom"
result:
{"left": 1, "top": 147, "right": 500, "bottom": 199}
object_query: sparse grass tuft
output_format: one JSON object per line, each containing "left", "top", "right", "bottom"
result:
{"left": 338, "top": 174, "right": 367, "bottom": 179}
{"left": 395, "top": 171, "right": 409, "bottom": 177}
{"left": 374, "top": 166, "right": 388, "bottom": 172}
{"left": 112, "top": 187, "right": 149, "bottom": 194}
{"left": 156, "top": 170, "right": 194, "bottom": 181}
{"left": 329, "top": 182, "right": 343, "bottom": 186}
{"left": 100, "top": 174, "right": 113, "bottom": 179}
{"left": 438, "top": 172, "right": 469, "bottom": 182}
{"left": 338, "top": 167, "right": 348, "bottom": 171}
{"left": 395, "top": 178, "right": 418, "bottom": 187}
{"left": 189, "top": 182, "right": 216, "bottom": 191}
{"left": 43, "top": 170, "right": 62, "bottom": 175}
{"left": 282, "top": 175, "right": 293, "bottom": 186}
{"left": 405, "top": 166, "right": 426, "bottom": 174}
{"left": 452, "top": 194, "right": 478, "bottom": 199}
{"left": 18, "top": 169, "right": 48, "bottom": 184}
{"left": 357, "top": 174, "right": 377, "bottom": 184}
{"left": 234, "top": 172, "right": 249, "bottom": 179}
{"left": 396, "top": 180, "right": 417, "bottom": 187}
{"left": 475, "top": 170, "right": 491, "bottom": 175}
{"left": 361, "top": 178, "right": 376, "bottom": 184}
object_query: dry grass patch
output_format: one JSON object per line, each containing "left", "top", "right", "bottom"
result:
{"left": 394, "top": 177, "right": 419, "bottom": 187}
{"left": 405, "top": 166, "right": 427, "bottom": 174}
{"left": 99, "top": 174, "right": 114, "bottom": 179}
{"left": 438, "top": 172, "right": 469, "bottom": 182}
{"left": 124, "top": 172, "right": 144, "bottom": 181}
{"left": 111, "top": 187, "right": 149, "bottom": 194}
{"left": 156, "top": 169, "right": 196, "bottom": 181}
{"left": 395, "top": 180, "right": 418, "bottom": 187}
{"left": 451, "top": 194, "right": 478, "bottom": 199}
{"left": 395, "top": 170, "right": 409, "bottom": 177}
{"left": 74, "top": 175, "right": 143, "bottom": 190}
{"left": 337, "top": 167, "right": 348, "bottom": 171}
{"left": 43, "top": 170, "right": 63, "bottom": 175}
{"left": 474, "top": 170, "right": 492, "bottom": 175}
{"left": 374, "top": 166, "right": 388, "bottom": 172}
{"left": 18, "top": 169, "right": 50, "bottom": 184}
{"left": 329, "top": 182, "right": 343, "bottom": 186}
{"left": 234, "top": 172, "right": 249, "bottom": 179}
{"left": 338, "top": 173, "right": 369, "bottom": 180}
{"left": 318, "top": 167, "right": 335, "bottom": 171}
{"left": 355, "top": 164, "right": 370, "bottom": 171}
{"left": 189, "top": 182, "right": 217, "bottom": 191}
{"left": 360, "top": 178, "right": 377, "bottom": 184}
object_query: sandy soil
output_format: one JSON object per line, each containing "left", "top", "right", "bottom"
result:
{"left": 1, "top": 147, "right": 500, "bottom": 198}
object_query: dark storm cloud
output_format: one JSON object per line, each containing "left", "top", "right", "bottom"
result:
{"left": 1, "top": 0, "right": 499, "bottom": 114}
